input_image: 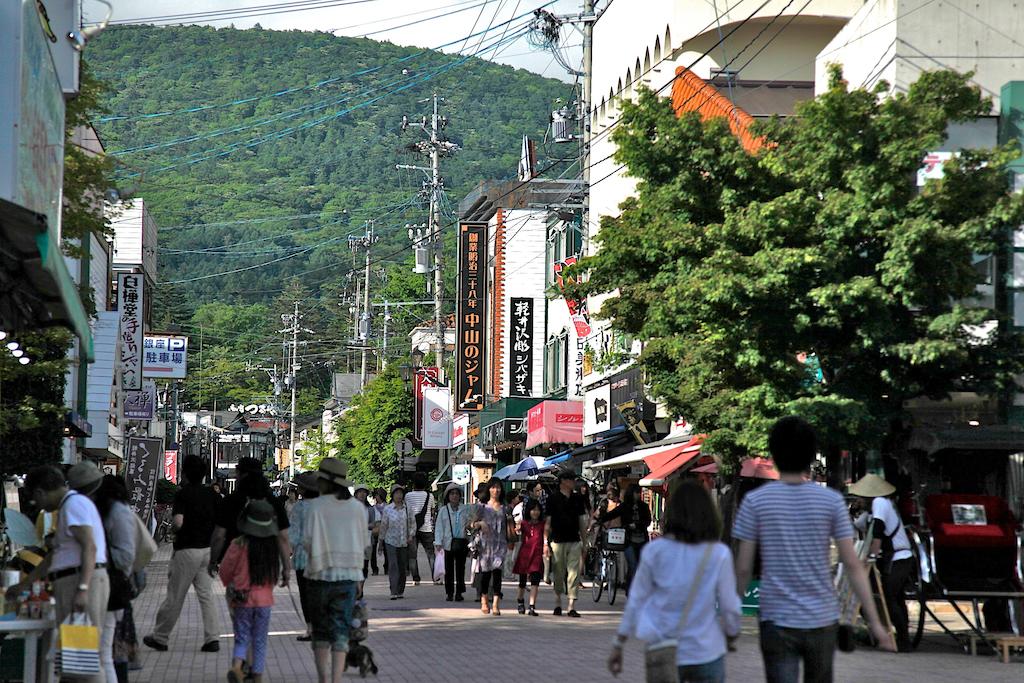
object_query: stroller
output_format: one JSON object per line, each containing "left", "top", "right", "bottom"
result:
{"left": 345, "top": 599, "right": 378, "bottom": 678}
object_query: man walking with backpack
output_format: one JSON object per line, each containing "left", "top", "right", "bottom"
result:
{"left": 734, "top": 417, "right": 895, "bottom": 683}
{"left": 404, "top": 473, "right": 436, "bottom": 585}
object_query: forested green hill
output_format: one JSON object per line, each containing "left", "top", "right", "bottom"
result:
{"left": 89, "top": 24, "right": 570, "bottom": 305}
{"left": 86, "top": 24, "right": 572, "bottom": 412}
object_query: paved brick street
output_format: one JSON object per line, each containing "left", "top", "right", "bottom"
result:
{"left": 127, "top": 545, "right": 1021, "bottom": 682}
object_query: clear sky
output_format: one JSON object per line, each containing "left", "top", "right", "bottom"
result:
{"left": 86, "top": 0, "right": 585, "bottom": 82}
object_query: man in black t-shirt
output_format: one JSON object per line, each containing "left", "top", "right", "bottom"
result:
{"left": 145, "top": 455, "right": 223, "bottom": 652}
{"left": 544, "top": 470, "right": 588, "bottom": 618}
{"left": 204, "top": 456, "right": 292, "bottom": 585}
{"left": 206, "top": 458, "right": 292, "bottom": 587}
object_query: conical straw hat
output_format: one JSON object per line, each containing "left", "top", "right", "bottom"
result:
{"left": 848, "top": 473, "right": 895, "bottom": 498}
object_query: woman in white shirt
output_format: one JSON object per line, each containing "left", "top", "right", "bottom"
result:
{"left": 378, "top": 484, "right": 417, "bottom": 600}
{"left": 609, "top": 480, "right": 742, "bottom": 683}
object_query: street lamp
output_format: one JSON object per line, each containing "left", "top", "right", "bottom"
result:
{"left": 399, "top": 363, "right": 415, "bottom": 385}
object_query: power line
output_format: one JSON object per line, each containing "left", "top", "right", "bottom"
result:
{"left": 731, "top": 0, "right": 811, "bottom": 77}
{"left": 107, "top": 0, "right": 383, "bottom": 27}
{"left": 326, "top": 0, "right": 481, "bottom": 33}
{"left": 156, "top": 0, "right": 768, "bottom": 291}
{"left": 98, "top": 0, "right": 549, "bottom": 124}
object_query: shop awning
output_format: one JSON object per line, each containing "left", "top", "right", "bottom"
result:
{"left": 479, "top": 397, "right": 541, "bottom": 450}
{"left": 545, "top": 426, "right": 631, "bottom": 466}
{"left": 640, "top": 436, "right": 705, "bottom": 488}
{"left": 590, "top": 450, "right": 648, "bottom": 470}
{"left": 525, "top": 400, "right": 584, "bottom": 449}
{"left": 0, "top": 198, "right": 94, "bottom": 361}
{"left": 590, "top": 434, "right": 697, "bottom": 470}
{"left": 741, "top": 457, "right": 779, "bottom": 480}
{"left": 690, "top": 457, "right": 779, "bottom": 480}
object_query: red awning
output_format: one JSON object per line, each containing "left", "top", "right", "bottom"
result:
{"left": 640, "top": 436, "right": 704, "bottom": 489}
{"left": 525, "top": 400, "right": 584, "bottom": 449}
{"left": 740, "top": 457, "right": 779, "bottom": 480}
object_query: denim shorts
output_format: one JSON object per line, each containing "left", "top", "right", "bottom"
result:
{"left": 308, "top": 579, "right": 358, "bottom": 653}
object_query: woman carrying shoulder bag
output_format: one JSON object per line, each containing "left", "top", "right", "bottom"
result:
{"left": 433, "top": 484, "right": 470, "bottom": 602}
{"left": 608, "top": 480, "right": 741, "bottom": 683}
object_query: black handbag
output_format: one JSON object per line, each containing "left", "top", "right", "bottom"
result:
{"left": 447, "top": 508, "right": 469, "bottom": 554}
{"left": 107, "top": 566, "right": 137, "bottom": 611}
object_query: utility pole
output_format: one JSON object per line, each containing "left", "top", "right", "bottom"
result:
{"left": 349, "top": 223, "right": 380, "bottom": 389}
{"left": 361, "top": 228, "right": 372, "bottom": 387}
{"left": 398, "top": 94, "right": 459, "bottom": 375}
{"left": 280, "top": 303, "right": 313, "bottom": 479}
{"left": 289, "top": 301, "right": 299, "bottom": 480}
{"left": 381, "top": 301, "right": 391, "bottom": 370}
{"left": 428, "top": 95, "right": 445, "bottom": 373}
{"left": 529, "top": 3, "right": 599, "bottom": 249}
{"left": 581, "top": 0, "right": 594, "bottom": 253}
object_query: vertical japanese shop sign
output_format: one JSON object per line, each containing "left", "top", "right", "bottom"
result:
{"left": 163, "top": 449, "right": 179, "bottom": 484}
{"left": 118, "top": 273, "right": 144, "bottom": 391}
{"left": 509, "top": 297, "right": 534, "bottom": 397}
{"left": 413, "top": 367, "right": 440, "bottom": 443}
{"left": 125, "top": 437, "right": 162, "bottom": 523}
{"left": 456, "top": 222, "right": 488, "bottom": 411}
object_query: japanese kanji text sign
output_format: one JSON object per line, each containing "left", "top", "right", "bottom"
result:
{"left": 117, "top": 273, "right": 145, "bottom": 390}
{"left": 125, "top": 436, "right": 162, "bottom": 523}
{"left": 143, "top": 335, "right": 188, "bottom": 379}
{"left": 509, "top": 297, "right": 534, "bottom": 397}
{"left": 456, "top": 222, "right": 488, "bottom": 411}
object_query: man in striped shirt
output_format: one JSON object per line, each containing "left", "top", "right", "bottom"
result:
{"left": 734, "top": 417, "right": 895, "bottom": 683}
{"left": 404, "top": 473, "right": 437, "bottom": 585}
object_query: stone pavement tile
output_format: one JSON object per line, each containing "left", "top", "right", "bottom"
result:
{"left": 128, "top": 545, "right": 1022, "bottom": 682}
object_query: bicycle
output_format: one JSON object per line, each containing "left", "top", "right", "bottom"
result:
{"left": 592, "top": 527, "right": 626, "bottom": 605}
{"left": 154, "top": 505, "right": 174, "bottom": 545}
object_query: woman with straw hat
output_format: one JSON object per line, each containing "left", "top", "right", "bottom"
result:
{"left": 288, "top": 472, "right": 320, "bottom": 642}
{"left": 379, "top": 483, "right": 417, "bottom": 600}
{"left": 849, "top": 473, "right": 914, "bottom": 652}
{"left": 302, "top": 458, "right": 369, "bottom": 683}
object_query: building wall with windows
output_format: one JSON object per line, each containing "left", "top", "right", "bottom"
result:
{"left": 815, "top": 0, "right": 1024, "bottom": 112}
{"left": 585, "top": 0, "right": 861, "bottom": 394}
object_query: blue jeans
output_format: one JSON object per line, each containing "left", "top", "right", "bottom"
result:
{"left": 759, "top": 621, "right": 837, "bottom": 683}
{"left": 308, "top": 579, "right": 358, "bottom": 653}
{"left": 624, "top": 540, "right": 646, "bottom": 590}
{"left": 678, "top": 655, "right": 725, "bottom": 682}
{"left": 232, "top": 606, "right": 271, "bottom": 674}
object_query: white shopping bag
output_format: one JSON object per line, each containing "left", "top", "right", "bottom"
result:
{"left": 434, "top": 549, "right": 446, "bottom": 580}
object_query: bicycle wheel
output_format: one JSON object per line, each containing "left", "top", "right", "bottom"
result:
{"left": 592, "top": 555, "right": 605, "bottom": 602}
{"left": 607, "top": 555, "right": 618, "bottom": 605}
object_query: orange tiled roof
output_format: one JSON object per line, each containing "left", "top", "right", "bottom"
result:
{"left": 670, "top": 66, "right": 762, "bottom": 153}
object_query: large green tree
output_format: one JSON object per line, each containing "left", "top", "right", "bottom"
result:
{"left": 577, "top": 69, "right": 1024, "bottom": 477}
{"left": 329, "top": 367, "right": 414, "bottom": 490}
